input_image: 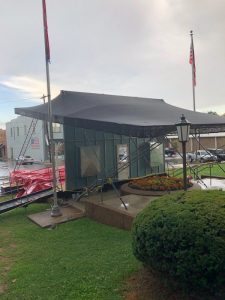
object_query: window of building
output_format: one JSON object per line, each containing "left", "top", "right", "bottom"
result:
{"left": 17, "top": 127, "right": 19, "bottom": 136}
{"left": 53, "top": 123, "right": 62, "bottom": 133}
{"left": 10, "top": 128, "right": 13, "bottom": 137}
{"left": 10, "top": 147, "right": 13, "bottom": 159}
{"left": 24, "top": 125, "right": 27, "bottom": 135}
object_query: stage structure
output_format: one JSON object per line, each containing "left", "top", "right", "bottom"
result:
{"left": 15, "top": 91, "right": 225, "bottom": 192}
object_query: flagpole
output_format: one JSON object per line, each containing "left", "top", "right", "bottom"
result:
{"left": 190, "top": 30, "right": 196, "bottom": 111}
{"left": 190, "top": 30, "right": 199, "bottom": 156}
{"left": 42, "top": 0, "right": 61, "bottom": 217}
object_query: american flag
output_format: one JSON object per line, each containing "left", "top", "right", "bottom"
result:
{"left": 189, "top": 39, "right": 196, "bottom": 86}
{"left": 31, "top": 137, "right": 40, "bottom": 148}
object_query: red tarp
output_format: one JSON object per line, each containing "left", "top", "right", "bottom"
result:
{"left": 10, "top": 166, "right": 65, "bottom": 198}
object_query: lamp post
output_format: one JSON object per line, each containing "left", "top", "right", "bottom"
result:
{"left": 175, "top": 114, "right": 191, "bottom": 191}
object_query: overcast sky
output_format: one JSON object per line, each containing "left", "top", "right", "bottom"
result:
{"left": 0, "top": 0, "right": 225, "bottom": 128}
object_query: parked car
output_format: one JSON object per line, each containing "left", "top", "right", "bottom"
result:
{"left": 206, "top": 148, "right": 225, "bottom": 162}
{"left": 165, "top": 148, "right": 176, "bottom": 157}
{"left": 16, "top": 155, "right": 35, "bottom": 165}
{"left": 187, "top": 150, "right": 217, "bottom": 163}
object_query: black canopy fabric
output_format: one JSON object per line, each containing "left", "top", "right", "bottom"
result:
{"left": 15, "top": 90, "right": 225, "bottom": 138}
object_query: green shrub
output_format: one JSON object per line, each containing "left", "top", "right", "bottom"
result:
{"left": 132, "top": 190, "right": 225, "bottom": 293}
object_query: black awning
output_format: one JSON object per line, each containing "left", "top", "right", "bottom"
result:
{"left": 15, "top": 90, "right": 225, "bottom": 138}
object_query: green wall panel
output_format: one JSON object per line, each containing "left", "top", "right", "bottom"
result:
{"left": 64, "top": 125, "right": 165, "bottom": 190}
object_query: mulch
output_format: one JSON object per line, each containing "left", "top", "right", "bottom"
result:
{"left": 125, "top": 268, "right": 224, "bottom": 300}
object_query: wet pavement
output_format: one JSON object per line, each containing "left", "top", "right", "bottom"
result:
{"left": 197, "top": 177, "right": 225, "bottom": 190}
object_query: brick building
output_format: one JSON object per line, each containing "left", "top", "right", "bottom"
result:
{"left": 167, "top": 132, "right": 225, "bottom": 153}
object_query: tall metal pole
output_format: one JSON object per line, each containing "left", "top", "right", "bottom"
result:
{"left": 190, "top": 30, "right": 199, "bottom": 157}
{"left": 182, "top": 141, "right": 187, "bottom": 191}
{"left": 41, "top": 94, "right": 51, "bottom": 162}
{"left": 42, "top": 0, "right": 61, "bottom": 217}
{"left": 190, "top": 30, "right": 196, "bottom": 112}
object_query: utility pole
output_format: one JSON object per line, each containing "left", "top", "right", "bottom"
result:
{"left": 41, "top": 94, "right": 51, "bottom": 163}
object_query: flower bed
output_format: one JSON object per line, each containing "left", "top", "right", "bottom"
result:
{"left": 128, "top": 175, "right": 192, "bottom": 191}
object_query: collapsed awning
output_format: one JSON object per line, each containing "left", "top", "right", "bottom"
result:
{"left": 15, "top": 90, "right": 225, "bottom": 138}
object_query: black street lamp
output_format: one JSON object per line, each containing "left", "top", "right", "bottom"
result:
{"left": 175, "top": 114, "right": 191, "bottom": 191}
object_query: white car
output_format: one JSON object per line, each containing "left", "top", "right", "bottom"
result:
{"left": 187, "top": 150, "right": 217, "bottom": 163}
{"left": 16, "top": 155, "right": 35, "bottom": 165}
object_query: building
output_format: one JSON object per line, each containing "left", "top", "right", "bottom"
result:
{"left": 167, "top": 132, "right": 225, "bottom": 153}
{"left": 0, "top": 129, "right": 7, "bottom": 161}
{"left": 6, "top": 116, "right": 63, "bottom": 162}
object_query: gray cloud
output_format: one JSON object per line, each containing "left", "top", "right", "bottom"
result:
{"left": 0, "top": 0, "right": 225, "bottom": 117}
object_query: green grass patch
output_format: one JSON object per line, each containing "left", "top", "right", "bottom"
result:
{"left": 193, "top": 163, "right": 225, "bottom": 177}
{"left": 167, "top": 162, "right": 225, "bottom": 178}
{"left": 0, "top": 204, "right": 139, "bottom": 300}
{"left": 0, "top": 194, "right": 12, "bottom": 203}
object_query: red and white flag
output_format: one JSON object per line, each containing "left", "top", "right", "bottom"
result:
{"left": 189, "top": 39, "right": 196, "bottom": 86}
{"left": 42, "top": 0, "right": 50, "bottom": 62}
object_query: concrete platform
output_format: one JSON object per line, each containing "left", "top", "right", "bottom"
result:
{"left": 92, "top": 193, "right": 157, "bottom": 217}
{"left": 84, "top": 183, "right": 200, "bottom": 230}
{"left": 28, "top": 205, "right": 85, "bottom": 228}
{"left": 85, "top": 191, "right": 157, "bottom": 230}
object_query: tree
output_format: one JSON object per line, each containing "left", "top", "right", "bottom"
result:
{"left": 208, "top": 111, "right": 218, "bottom": 115}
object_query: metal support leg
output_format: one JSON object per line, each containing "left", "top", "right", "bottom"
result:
{"left": 111, "top": 182, "right": 127, "bottom": 210}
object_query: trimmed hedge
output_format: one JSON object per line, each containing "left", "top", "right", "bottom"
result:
{"left": 132, "top": 190, "right": 225, "bottom": 292}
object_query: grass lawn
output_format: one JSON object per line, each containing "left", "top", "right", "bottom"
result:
{"left": 168, "top": 162, "right": 225, "bottom": 178}
{"left": 0, "top": 204, "right": 139, "bottom": 300}
{"left": 0, "top": 194, "right": 12, "bottom": 203}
